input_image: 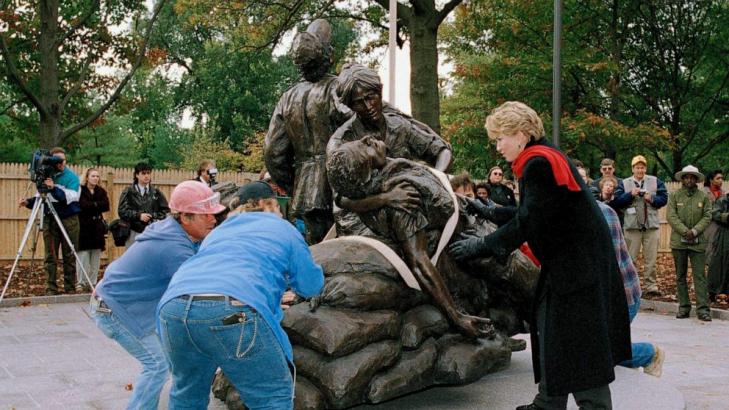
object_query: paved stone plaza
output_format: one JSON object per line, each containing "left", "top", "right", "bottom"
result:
{"left": 0, "top": 300, "right": 726, "bottom": 409}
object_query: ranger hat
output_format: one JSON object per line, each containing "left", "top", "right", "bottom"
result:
{"left": 631, "top": 155, "right": 648, "bottom": 167}
{"left": 674, "top": 165, "right": 704, "bottom": 182}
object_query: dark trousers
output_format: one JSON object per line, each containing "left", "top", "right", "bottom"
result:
{"left": 532, "top": 294, "right": 613, "bottom": 410}
{"left": 43, "top": 214, "right": 80, "bottom": 292}
{"left": 672, "top": 248, "right": 709, "bottom": 315}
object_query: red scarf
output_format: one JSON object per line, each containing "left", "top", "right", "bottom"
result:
{"left": 519, "top": 243, "right": 541, "bottom": 267}
{"left": 511, "top": 145, "right": 582, "bottom": 192}
{"left": 710, "top": 185, "right": 722, "bottom": 199}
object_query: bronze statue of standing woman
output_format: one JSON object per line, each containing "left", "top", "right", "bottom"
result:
{"left": 264, "top": 19, "right": 351, "bottom": 243}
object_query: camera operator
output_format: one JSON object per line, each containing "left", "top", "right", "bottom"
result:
{"left": 118, "top": 162, "right": 170, "bottom": 247}
{"left": 612, "top": 155, "right": 668, "bottom": 297}
{"left": 18, "top": 147, "right": 81, "bottom": 295}
{"left": 193, "top": 159, "right": 218, "bottom": 187}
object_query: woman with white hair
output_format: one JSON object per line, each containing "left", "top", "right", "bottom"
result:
{"left": 449, "top": 101, "right": 630, "bottom": 410}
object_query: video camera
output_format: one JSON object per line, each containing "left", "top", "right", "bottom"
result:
{"left": 28, "top": 149, "right": 63, "bottom": 193}
{"left": 208, "top": 167, "right": 218, "bottom": 186}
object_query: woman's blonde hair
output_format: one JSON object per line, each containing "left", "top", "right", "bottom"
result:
{"left": 485, "top": 101, "right": 545, "bottom": 141}
{"left": 82, "top": 167, "right": 100, "bottom": 186}
{"left": 228, "top": 198, "right": 279, "bottom": 216}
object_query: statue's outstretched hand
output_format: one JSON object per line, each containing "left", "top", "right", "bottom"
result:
{"left": 448, "top": 232, "right": 492, "bottom": 261}
{"left": 456, "top": 314, "right": 496, "bottom": 339}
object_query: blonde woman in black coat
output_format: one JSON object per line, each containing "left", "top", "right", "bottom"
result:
{"left": 76, "top": 168, "right": 110, "bottom": 292}
{"left": 450, "top": 101, "right": 630, "bottom": 410}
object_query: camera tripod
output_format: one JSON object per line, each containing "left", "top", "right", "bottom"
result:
{"left": 0, "top": 192, "right": 93, "bottom": 303}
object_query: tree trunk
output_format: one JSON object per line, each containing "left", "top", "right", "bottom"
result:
{"left": 39, "top": 0, "right": 61, "bottom": 148}
{"left": 408, "top": 18, "right": 440, "bottom": 134}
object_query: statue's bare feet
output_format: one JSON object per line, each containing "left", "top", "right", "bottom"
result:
{"left": 455, "top": 314, "right": 495, "bottom": 339}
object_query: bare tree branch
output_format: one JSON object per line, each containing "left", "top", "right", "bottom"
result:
{"left": 59, "top": 55, "right": 93, "bottom": 111}
{"left": 371, "top": 0, "right": 412, "bottom": 24}
{"left": 0, "top": 36, "right": 47, "bottom": 117}
{"left": 691, "top": 131, "right": 729, "bottom": 163}
{"left": 61, "top": 0, "right": 169, "bottom": 140}
{"left": 236, "top": 0, "right": 307, "bottom": 51}
{"left": 438, "top": 0, "right": 463, "bottom": 25}
{"left": 55, "top": 0, "right": 101, "bottom": 48}
{"left": 650, "top": 148, "right": 672, "bottom": 176}
{"left": 324, "top": 11, "right": 406, "bottom": 46}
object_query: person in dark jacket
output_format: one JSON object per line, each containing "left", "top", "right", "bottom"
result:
{"left": 449, "top": 101, "right": 630, "bottom": 410}
{"left": 76, "top": 168, "right": 110, "bottom": 292}
{"left": 118, "top": 162, "right": 170, "bottom": 247}
{"left": 487, "top": 166, "right": 517, "bottom": 207}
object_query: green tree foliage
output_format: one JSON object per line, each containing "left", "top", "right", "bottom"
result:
{"left": 176, "top": 42, "right": 297, "bottom": 150}
{"left": 0, "top": 0, "right": 168, "bottom": 147}
{"left": 441, "top": 0, "right": 728, "bottom": 180}
{"left": 175, "top": 127, "right": 255, "bottom": 172}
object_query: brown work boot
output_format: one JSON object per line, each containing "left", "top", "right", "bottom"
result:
{"left": 644, "top": 346, "right": 665, "bottom": 377}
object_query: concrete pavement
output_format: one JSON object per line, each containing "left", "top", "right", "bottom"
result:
{"left": 0, "top": 301, "right": 727, "bottom": 409}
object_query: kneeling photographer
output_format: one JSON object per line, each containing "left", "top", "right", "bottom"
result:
{"left": 18, "top": 147, "right": 81, "bottom": 295}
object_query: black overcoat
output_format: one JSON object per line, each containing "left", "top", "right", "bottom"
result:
{"left": 78, "top": 185, "right": 110, "bottom": 251}
{"left": 483, "top": 140, "right": 631, "bottom": 396}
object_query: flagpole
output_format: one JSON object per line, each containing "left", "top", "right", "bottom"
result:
{"left": 388, "top": 0, "right": 397, "bottom": 105}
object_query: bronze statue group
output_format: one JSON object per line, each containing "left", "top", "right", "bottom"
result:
{"left": 84, "top": 18, "right": 729, "bottom": 410}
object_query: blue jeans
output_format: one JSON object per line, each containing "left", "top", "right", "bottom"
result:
{"left": 158, "top": 297, "right": 294, "bottom": 410}
{"left": 90, "top": 298, "right": 169, "bottom": 410}
{"left": 620, "top": 299, "right": 655, "bottom": 368}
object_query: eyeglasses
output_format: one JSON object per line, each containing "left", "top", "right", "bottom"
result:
{"left": 492, "top": 172, "right": 503, "bottom": 176}
{"left": 601, "top": 167, "right": 613, "bottom": 171}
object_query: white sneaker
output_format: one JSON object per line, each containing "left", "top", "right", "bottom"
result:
{"left": 644, "top": 346, "right": 665, "bottom": 377}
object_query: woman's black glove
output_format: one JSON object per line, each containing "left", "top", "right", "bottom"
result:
{"left": 448, "top": 232, "right": 493, "bottom": 261}
{"left": 464, "top": 197, "right": 495, "bottom": 220}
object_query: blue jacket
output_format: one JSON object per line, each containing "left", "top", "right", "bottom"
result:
{"left": 157, "top": 212, "right": 324, "bottom": 362}
{"left": 96, "top": 217, "right": 198, "bottom": 338}
{"left": 25, "top": 168, "right": 81, "bottom": 219}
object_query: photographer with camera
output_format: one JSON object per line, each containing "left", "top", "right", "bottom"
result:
{"left": 118, "top": 162, "right": 170, "bottom": 247}
{"left": 613, "top": 155, "right": 668, "bottom": 297}
{"left": 18, "top": 147, "right": 81, "bottom": 295}
{"left": 194, "top": 159, "right": 218, "bottom": 187}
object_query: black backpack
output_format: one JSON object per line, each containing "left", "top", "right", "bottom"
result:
{"left": 108, "top": 219, "right": 131, "bottom": 247}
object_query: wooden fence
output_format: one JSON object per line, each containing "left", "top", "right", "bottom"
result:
{"left": 0, "top": 162, "right": 723, "bottom": 262}
{"left": 0, "top": 163, "right": 257, "bottom": 263}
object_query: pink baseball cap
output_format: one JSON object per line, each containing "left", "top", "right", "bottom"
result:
{"left": 169, "top": 181, "right": 226, "bottom": 214}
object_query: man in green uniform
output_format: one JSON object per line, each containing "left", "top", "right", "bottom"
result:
{"left": 667, "top": 165, "right": 713, "bottom": 321}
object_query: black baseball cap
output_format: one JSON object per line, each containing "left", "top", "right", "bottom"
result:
{"left": 236, "top": 181, "right": 275, "bottom": 204}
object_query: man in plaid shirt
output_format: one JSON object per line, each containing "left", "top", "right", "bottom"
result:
{"left": 598, "top": 201, "right": 665, "bottom": 376}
